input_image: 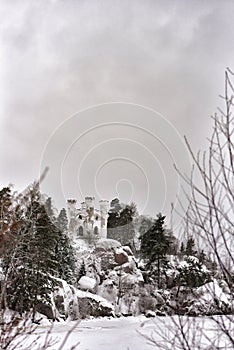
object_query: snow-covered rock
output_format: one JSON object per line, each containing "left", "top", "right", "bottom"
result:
{"left": 114, "top": 247, "right": 129, "bottom": 265}
{"left": 122, "top": 246, "right": 133, "bottom": 256}
{"left": 97, "top": 279, "right": 117, "bottom": 303}
{"left": 95, "top": 238, "right": 121, "bottom": 251}
{"left": 77, "top": 289, "right": 114, "bottom": 318}
{"left": 78, "top": 276, "right": 97, "bottom": 291}
{"left": 52, "top": 278, "right": 114, "bottom": 320}
{"left": 191, "top": 279, "right": 232, "bottom": 315}
{"left": 145, "top": 310, "right": 156, "bottom": 317}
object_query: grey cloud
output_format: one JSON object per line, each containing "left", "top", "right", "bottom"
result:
{"left": 0, "top": 0, "right": 234, "bottom": 217}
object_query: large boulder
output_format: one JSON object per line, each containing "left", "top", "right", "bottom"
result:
{"left": 53, "top": 282, "right": 79, "bottom": 320}
{"left": 114, "top": 248, "right": 129, "bottom": 265}
{"left": 122, "top": 246, "right": 133, "bottom": 256}
{"left": 52, "top": 279, "right": 113, "bottom": 320}
{"left": 35, "top": 303, "right": 55, "bottom": 320}
{"left": 78, "top": 276, "right": 97, "bottom": 292}
{"left": 138, "top": 295, "right": 157, "bottom": 314}
{"left": 97, "top": 279, "right": 117, "bottom": 303}
{"left": 94, "top": 239, "right": 122, "bottom": 271}
{"left": 77, "top": 290, "right": 114, "bottom": 318}
{"left": 95, "top": 238, "right": 121, "bottom": 251}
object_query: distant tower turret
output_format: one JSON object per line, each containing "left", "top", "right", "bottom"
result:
{"left": 85, "top": 196, "right": 95, "bottom": 209}
{"left": 99, "top": 200, "right": 109, "bottom": 238}
{"left": 67, "top": 199, "right": 77, "bottom": 234}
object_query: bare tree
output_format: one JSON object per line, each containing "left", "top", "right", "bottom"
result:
{"left": 180, "top": 68, "right": 234, "bottom": 288}
{"left": 140, "top": 69, "right": 234, "bottom": 349}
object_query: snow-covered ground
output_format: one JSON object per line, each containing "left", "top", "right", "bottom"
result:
{"left": 14, "top": 315, "right": 234, "bottom": 350}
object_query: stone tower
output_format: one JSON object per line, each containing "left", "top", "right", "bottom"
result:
{"left": 67, "top": 197, "right": 109, "bottom": 240}
{"left": 99, "top": 200, "right": 109, "bottom": 238}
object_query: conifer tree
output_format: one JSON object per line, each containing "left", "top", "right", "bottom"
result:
{"left": 55, "top": 208, "right": 76, "bottom": 284}
{"left": 78, "top": 260, "right": 86, "bottom": 281}
{"left": 0, "top": 186, "right": 20, "bottom": 251}
{"left": 118, "top": 203, "right": 137, "bottom": 247}
{"left": 44, "top": 197, "right": 55, "bottom": 222}
{"left": 107, "top": 198, "right": 122, "bottom": 241}
{"left": 140, "top": 213, "right": 171, "bottom": 288}
{"left": 4, "top": 188, "right": 60, "bottom": 319}
{"left": 56, "top": 208, "right": 68, "bottom": 232}
{"left": 107, "top": 199, "right": 137, "bottom": 246}
{"left": 180, "top": 242, "right": 185, "bottom": 255}
{"left": 185, "top": 236, "right": 197, "bottom": 256}
{"left": 177, "top": 256, "right": 211, "bottom": 288}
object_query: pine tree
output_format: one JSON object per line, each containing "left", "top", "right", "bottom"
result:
{"left": 138, "top": 215, "right": 153, "bottom": 237}
{"left": 56, "top": 208, "right": 68, "bottom": 232}
{"left": 177, "top": 256, "right": 211, "bottom": 288}
{"left": 55, "top": 208, "right": 76, "bottom": 284}
{"left": 107, "top": 198, "right": 122, "bottom": 241}
{"left": 0, "top": 186, "right": 23, "bottom": 309}
{"left": 198, "top": 249, "right": 206, "bottom": 264}
{"left": 78, "top": 260, "right": 86, "bottom": 281}
{"left": 180, "top": 242, "right": 185, "bottom": 255}
{"left": 107, "top": 199, "right": 137, "bottom": 246}
{"left": 185, "top": 236, "right": 197, "bottom": 256}
{"left": 0, "top": 186, "right": 18, "bottom": 249}
{"left": 4, "top": 188, "right": 60, "bottom": 319}
{"left": 140, "top": 213, "right": 171, "bottom": 288}
{"left": 118, "top": 203, "right": 137, "bottom": 247}
{"left": 44, "top": 197, "right": 55, "bottom": 222}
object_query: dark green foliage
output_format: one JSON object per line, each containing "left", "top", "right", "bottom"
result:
{"left": 3, "top": 189, "right": 60, "bottom": 318}
{"left": 107, "top": 198, "right": 122, "bottom": 241}
{"left": 166, "top": 229, "right": 178, "bottom": 255}
{"left": 0, "top": 187, "right": 12, "bottom": 220}
{"left": 0, "top": 187, "right": 13, "bottom": 257}
{"left": 137, "top": 215, "right": 153, "bottom": 237}
{"left": 180, "top": 242, "right": 185, "bottom": 255}
{"left": 0, "top": 186, "right": 20, "bottom": 240}
{"left": 107, "top": 198, "right": 137, "bottom": 246}
{"left": 55, "top": 208, "right": 76, "bottom": 283}
{"left": 78, "top": 260, "right": 86, "bottom": 281}
{"left": 176, "top": 256, "right": 212, "bottom": 288}
{"left": 2, "top": 189, "right": 77, "bottom": 317}
{"left": 140, "top": 213, "right": 170, "bottom": 262}
{"left": 185, "top": 236, "right": 197, "bottom": 256}
{"left": 44, "top": 197, "right": 55, "bottom": 222}
{"left": 118, "top": 203, "right": 137, "bottom": 246}
{"left": 140, "top": 213, "right": 172, "bottom": 288}
{"left": 56, "top": 208, "right": 68, "bottom": 232}
{"left": 198, "top": 249, "right": 206, "bottom": 264}
{"left": 55, "top": 231, "right": 76, "bottom": 284}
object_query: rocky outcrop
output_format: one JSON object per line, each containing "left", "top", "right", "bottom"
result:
{"left": 35, "top": 303, "right": 55, "bottom": 320}
{"left": 77, "top": 290, "right": 114, "bottom": 318}
{"left": 114, "top": 248, "right": 129, "bottom": 265}
{"left": 93, "top": 239, "right": 135, "bottom": 271}
{"left": 78, "top": 276, "right": 97, "bottom": 292}
{"left": 52, "top": 278, "right": 114, "bottom": 320}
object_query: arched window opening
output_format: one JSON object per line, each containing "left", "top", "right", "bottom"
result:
{"left": 78, "top": 226, "right": 84, "bottom": 236}
{"left": 94, "top": 226, "right": 99, "bottom": 235}
{"left": 79, "top": 215, "right": 82, "bottom": 220}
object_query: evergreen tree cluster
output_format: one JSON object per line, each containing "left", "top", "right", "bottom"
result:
{"left": 107, "top": 198, "right": 137, "bottom": 247}
{"left": 0, "top": 186, "right": 76, "bottom": 317}
{"left": 139, "top": 212, "right": 212, "bottom": 289}
{"left": 140, "top": 213, "right": 172, "bottom": 288}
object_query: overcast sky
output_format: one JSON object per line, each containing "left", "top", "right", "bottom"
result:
{"left": 1, "top": 0, "right": 234, "bottom": 221}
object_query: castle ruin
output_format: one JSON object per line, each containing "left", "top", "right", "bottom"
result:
{"left": 67, "top": 197, "right": 109, "bottom": 240}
